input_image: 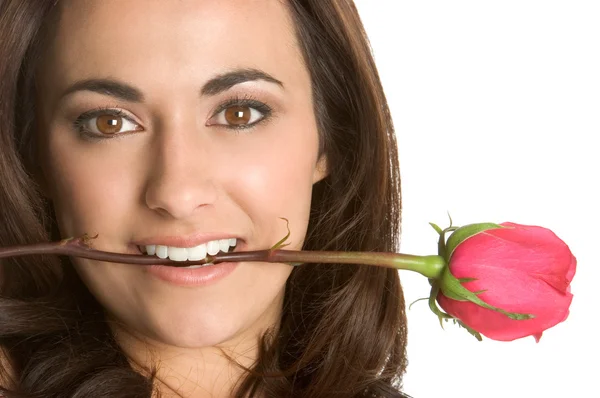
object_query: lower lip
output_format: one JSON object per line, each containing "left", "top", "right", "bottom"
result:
{"left": 145, "top": 261, "right": 239, "bottom": 286}
{"left": 141, "top": 242, "right": 242, "bottom": 287}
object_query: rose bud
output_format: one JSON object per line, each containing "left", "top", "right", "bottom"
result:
{"left": 435, "top": 222, "right": 576, "bottom": 342}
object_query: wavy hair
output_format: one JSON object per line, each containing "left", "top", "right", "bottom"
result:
{"left": 0, "top": 0, "right": 408, "bottom": 397}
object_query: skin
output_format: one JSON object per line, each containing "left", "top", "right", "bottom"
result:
{"left": 35, "top": 0, "right": 326, "bottom": 396}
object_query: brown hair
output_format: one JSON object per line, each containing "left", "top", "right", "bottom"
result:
{"left": 0, "top": 0, "right": 408, "bottom": 397}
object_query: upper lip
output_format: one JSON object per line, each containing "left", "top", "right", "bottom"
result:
{"left": 133, "top": 232, "right": 240, "bottom": 248}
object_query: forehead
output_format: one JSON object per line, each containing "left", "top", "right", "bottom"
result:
{"left": 41, "top": 0, "right": 305, "bottom": 98}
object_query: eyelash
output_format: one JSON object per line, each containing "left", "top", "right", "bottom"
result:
{"left": 210, "top": 95, "right": 273, "bottom": 131}
{"left": 72, "top": 95, "right": 273, "bottom": 141}
{"left": 72, "top": 107, "right": 132, "bottom": 141}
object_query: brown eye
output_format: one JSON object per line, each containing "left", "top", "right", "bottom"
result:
{"left": 96, "top": 114, "right": 123, "bottom": 135}
{"left": 224, "top": 106, "right": 252, "bottom": 126}
{"left": 207, "top": 102, "right": 268, "bottom": 128}
{"left": 75, "top": 109, "right": 142, "bottom": 138}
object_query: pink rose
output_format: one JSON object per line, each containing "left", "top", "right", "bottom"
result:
{"left": 436, "top": 222, "right": 576, "bottom": 342}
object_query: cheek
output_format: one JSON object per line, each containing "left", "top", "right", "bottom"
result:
{"left": 44, "top": 135, "right": 138, "bottom": 237}
{"left": 237, "top": 148, "right": 313, "bottom": 200}
{"left": 223, "top": 127, "right": 318, "bottom": 242}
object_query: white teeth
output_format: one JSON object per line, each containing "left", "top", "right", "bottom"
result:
{"left": 156, "top": 245, "right": 168, "bottom": 259}
{"left": 143, "top": 238, "right": 237, "bottom": 263}
{"left": 168, "top": 247, "right": 187, "bottom": 262}
{"left": 207, "top": 240, "right": 220, "bottom": 256}
{"left": 219, "top": 239, "right": 230, "bottom": 253}
{"left": 187, "top": 243, "right": 207, "bottom": 261}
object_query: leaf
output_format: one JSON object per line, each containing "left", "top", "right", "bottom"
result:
{"left": 270, "top": 218, "right": 291, "bottom": 250}
{"left": 59, "top": 236, "right": 75, "bottom": 246}
{"left": 445, "top": 222, "right": 504, "bottom": 262}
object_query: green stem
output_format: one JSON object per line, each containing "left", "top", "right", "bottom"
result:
{"left": 0, "top": 236, "right": 446, "bottom": 279}
{"left": 230, "top": 250, "right": 446, "bottom": 279}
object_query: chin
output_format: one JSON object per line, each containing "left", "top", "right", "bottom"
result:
{"left": 140, "top": 311, "right": 254, "bottom": 349}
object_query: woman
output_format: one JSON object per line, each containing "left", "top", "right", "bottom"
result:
{"left": 0, "top": 0, "right": 407, "bottom": 397}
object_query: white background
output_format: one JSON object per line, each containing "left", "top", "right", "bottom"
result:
{"left": 354, "top": 2, "right": 599, "bottom": 398}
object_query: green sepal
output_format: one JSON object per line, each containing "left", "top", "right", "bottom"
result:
{"left": 431, "top": 213, "right": 460, "bottom": 258}
{"left": 408, "top": 297, "right": 429, "bottom": 310}
{"left": 428, "top": 284, "right": 454, "bottom": 328}
{"left": 438, "top": 232, "right": 446, "bottom": 259}
{"left": 439, "top": 287, "right": 470, "bottom": 302}
{"left": 455, "top": 319, "right": 483, "bottom": 341}
{"left": 438, "top": 226, "right": 459, "bottom": 258}
{"left": 429, "top": 222, "right": 443, "bottom": 235}
{"left": 445, "top": 222, "right": 505, "bottom": 262}
{"left": 439, "top": 267, "right": 534, "bottom": 321}
{"left": 429, "top": 222, "right": 447, "bottom": 258}
{"left": 428, "top": 282, "right": 482, "bottom": 341}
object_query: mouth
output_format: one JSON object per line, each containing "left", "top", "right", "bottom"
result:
{"left": 136, "top": 238, "right": 238, "bottom": 268}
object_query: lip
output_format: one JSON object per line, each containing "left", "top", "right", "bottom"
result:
{"left": 144, "top": 262, "right": 239, "bottom": 286}
{"left": 133, "top": 232, "right": 241, "bottom": 248}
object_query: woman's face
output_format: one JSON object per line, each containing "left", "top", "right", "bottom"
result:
{"left": 36, "top": 0, "right": 325, "bottom": 350}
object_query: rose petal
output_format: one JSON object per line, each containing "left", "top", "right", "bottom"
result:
{"left": 450, "top": 223, "right": 575, "bottom": 294}
{"left": 438, "top": 290, "right": 573, "bottom": 341}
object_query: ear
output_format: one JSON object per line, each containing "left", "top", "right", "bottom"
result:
{"left": 312, "top": 155, "right": 328, "bottom": 184}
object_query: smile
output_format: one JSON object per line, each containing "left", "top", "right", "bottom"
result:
{"left": 138, "top": 238, "right": 237, "bottom": 263}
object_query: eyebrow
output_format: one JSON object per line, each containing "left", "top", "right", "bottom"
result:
{"left": 201, "top": 69, "right": 284, "bottom": 95}
{"left": 59, "top": 68, "right": 284, "bottom": 103}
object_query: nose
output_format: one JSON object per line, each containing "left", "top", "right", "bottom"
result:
{"left": 144, "top": 123, "right": 218, "bottom": 220}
